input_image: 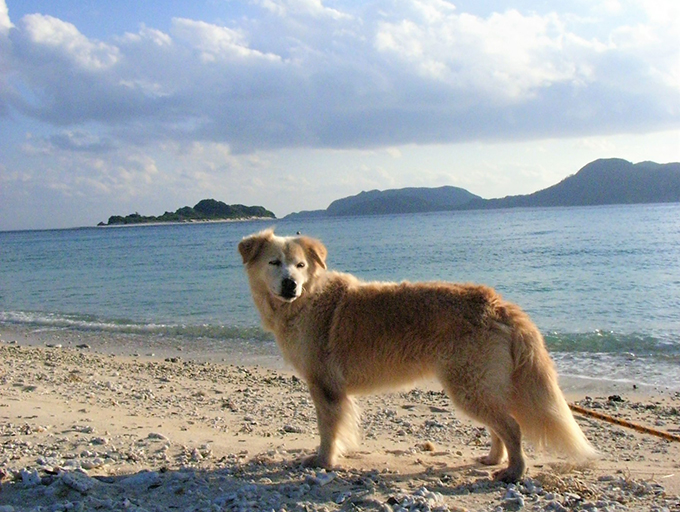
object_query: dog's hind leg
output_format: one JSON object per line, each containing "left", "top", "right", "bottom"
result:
{"left": 438, "top": 364, "right": 526, "bottom": 483}
{"left": 480, "top": 430, "right": 507, "bottom": 466}
{"left": 305, "top": 381, "right": 358, "bottom": 469}
{"left": 447, "top": 386, "right": 525, "bottom": 482}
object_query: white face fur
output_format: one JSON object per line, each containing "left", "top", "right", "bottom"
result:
{"left": 259, "top": 237, "right": 311, "bottom": 302}
{"left": 239, "top": 230, "right": 328, "bottom": 303}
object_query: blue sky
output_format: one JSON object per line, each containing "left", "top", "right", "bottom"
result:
{"left": 1, "top": 0, "right": 678, "bottom": 230}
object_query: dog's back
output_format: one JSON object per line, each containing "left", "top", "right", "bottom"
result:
{"left": 321, "top": 279, "right": 508, "bottom": 392}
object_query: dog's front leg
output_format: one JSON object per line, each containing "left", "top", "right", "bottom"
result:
{"left": 305, "top": 381, "right": 352, "bottom": 469}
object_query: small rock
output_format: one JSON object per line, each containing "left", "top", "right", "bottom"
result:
{"left": 544, "top": 501, "right": 568, "bottom": 512}
{"left": 81, "top": 458, "right": 105, "bottom": 470}
{"left": 522, "top": 478, "right": 540, "bottom": 494}
{"left": 120, "top": 470, "right": 162, "bottom": 489}
{"left": 61, "top": 470, "right": 97, "bottom": 494}
{"left": 147, "top": 432, "right": 169, "bottom": 441}
{"left": 20, "top": 469, "right": 41, "bottom": 487}
{"left": 306, "top": 471, "right": 337, "bottom": 486}
{"left": 564, "top": 492, "right": 583, "bottom": 505}
{"left": 419, "top": 441, "right": 436, "bottom": 452}
{"left": 334, "top": 491, "right": 352, "bottom": 504}
{"left": 501, "top": 484, "right": 525, "bottom": 509}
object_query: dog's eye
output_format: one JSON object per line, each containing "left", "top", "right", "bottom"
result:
{"left": 269, "top": 260, "right": 282, "bottom": 267}
{"left": 296, "top": 262, "right": 306, "bottom": 269}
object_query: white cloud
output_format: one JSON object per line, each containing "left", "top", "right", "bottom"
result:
{"left": 635, "top": 0, "right": 680, "bottom": 26}
{"left": 2, "top": 0, "right": 677, "bottom": 151}
{"left": 0, "top": 0, "right": 679, "bottom": 230}
{"left": 375, "top": 8, "right": 588, "bottom": 99}
{"left": 257, "top": 0, "right": 352, "bottom": 20}
{"left": 119, "top": 25, "right": 172, "bottom": 47}
{"left": 170, "top": 18, "right": 281, "bottom": 62}
{"left": 0, "top": 0, "right": 10, "bottom": 35}
{"left": 21, "top": 14, "right": 120, "bottom": 70}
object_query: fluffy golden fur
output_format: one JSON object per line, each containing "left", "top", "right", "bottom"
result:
{"left": 238, "top": 229, "right": 597, "bottom": 482}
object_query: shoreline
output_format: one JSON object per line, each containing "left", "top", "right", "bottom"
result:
{"left": 1, "top": 330, "right": 680, "bottom": 511}
{"left": 96, "top": 216, "right": 276, "bottom": 228}
{"left": 2, "top": 323, "right": 678, "bottom": 396}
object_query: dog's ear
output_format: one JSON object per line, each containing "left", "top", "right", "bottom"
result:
{"left": 298, "top": 236, "right": 327, "bottom": 271}
{"left": 238, "top": 229, "right": 273, "bottom": 265}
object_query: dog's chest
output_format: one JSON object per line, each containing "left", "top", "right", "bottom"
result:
{"left": 274, "top": 329, "right": 312, "bottom": 376}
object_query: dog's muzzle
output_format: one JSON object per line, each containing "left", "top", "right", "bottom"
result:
{"left": 280, "top": 277, "right": 298, "bottom": 300}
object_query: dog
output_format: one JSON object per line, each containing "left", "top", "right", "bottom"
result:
{"left": 238, "top": 229, "right": 596, "bottom": 482}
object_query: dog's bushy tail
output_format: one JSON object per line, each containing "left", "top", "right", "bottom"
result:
{"left": 505, "top": 305, "right": 597, "bottom": 460}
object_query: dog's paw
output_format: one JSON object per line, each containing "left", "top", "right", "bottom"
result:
{"left": 301, "top": 454, "right": 335, "bottom": 470}
{"left": 492, "top": 466, "right": 525, "bottom": 484}
{"left": 478, "top": 454, "right": 504, "bottom": 466}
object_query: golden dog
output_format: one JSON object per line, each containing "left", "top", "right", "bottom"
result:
{"left": 238, "top": 229, "right": 596, "bottom": 482}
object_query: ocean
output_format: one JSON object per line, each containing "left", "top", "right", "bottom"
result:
{"left": 1, "top": 203, "right": 679, "bottom": 391}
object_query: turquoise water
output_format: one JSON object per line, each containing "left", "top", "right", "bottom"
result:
{"left": 1, "top": 204, "right": 679, "bottom": 388}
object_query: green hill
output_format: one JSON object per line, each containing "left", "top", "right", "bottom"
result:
{"left": 286, "top": 186, "right": 480, "bottom": 219}
{"left": 100, "top": 199, "right": 275, "bottom": 226}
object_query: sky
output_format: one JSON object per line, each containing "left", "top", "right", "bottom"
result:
{"left": 0, "top": 0, "right": 678, "bottom": 231}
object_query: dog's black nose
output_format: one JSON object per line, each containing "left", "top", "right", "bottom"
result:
{"left": 281, "top": 277, "right": 298, "bottom": 299}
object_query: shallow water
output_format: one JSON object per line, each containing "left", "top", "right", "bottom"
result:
{"left": 1, "top": 203, "right": 679, "bottom": 389}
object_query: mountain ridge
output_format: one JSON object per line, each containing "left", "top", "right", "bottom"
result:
{"left": 463, "top": 158, "right": 680, "bottom": 209}
{"left": 285, "top": 159, "right": 680, "bottom": 219}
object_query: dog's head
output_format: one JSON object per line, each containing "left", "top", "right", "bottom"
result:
{"left": 238, "top": 229, "right": 327, "bottom": 302}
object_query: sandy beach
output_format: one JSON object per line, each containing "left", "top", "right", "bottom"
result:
{"left": 1, "top": 330, "right": 679, "bottom": 512}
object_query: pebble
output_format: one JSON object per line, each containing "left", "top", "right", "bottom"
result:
{"left": 334, "top": 490, "right": 352, "bottom": 504}
{"left": 20, "top": 469, "right": 41, "bottom": 487}
{"left": 503, "top": 484, "right": 525, "bottom": 509}
{"left": 80, "top": 457, "right": 105, "bottom": 469}
{"left": 61, "top": 470, "right": 97, "bottom": 493}
{"left": 147, "top": 432, "right": 169, "bottom": 440}
{"left": 306, "top": 470, "right": 337, "bottom": 486}
{"left": 119, "top": 470, "right": 162, "bottom": 489}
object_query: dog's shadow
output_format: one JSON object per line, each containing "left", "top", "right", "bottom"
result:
{"left": 196, "top": 451, "right": 511, "bottom": 510}
{"left": 15, "top": 450, "right": 524, "bottom": 511}
{"left": 41, "top": 454, "right": 506, "bottom": 511}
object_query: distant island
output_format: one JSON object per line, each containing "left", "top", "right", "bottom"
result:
{"left": 285, "top": 186, "right": 481, "bottom": 220}
{"left": 99, "top": 199, "right": 276, "bottom": 226}
{"left": 285, "top": 159, "right": 680, "bottom": 219}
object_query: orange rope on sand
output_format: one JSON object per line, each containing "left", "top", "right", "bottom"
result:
{"left": 569, "top": 403, "right": 680, "bottom": 443}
